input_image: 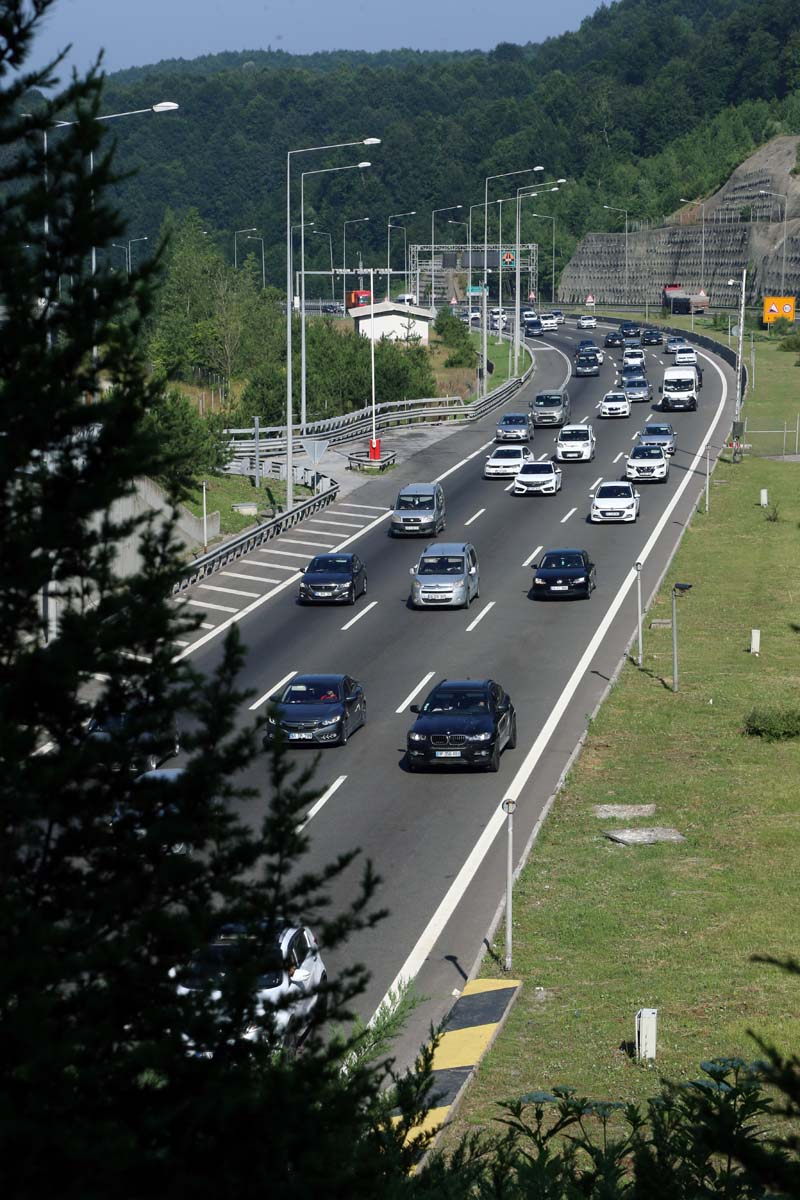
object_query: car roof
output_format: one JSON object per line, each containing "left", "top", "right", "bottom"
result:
{"left": 431, "top": 678, "right": 492, "bottom": 691}
{"left": 291, "top": 673, "right": 346, "bottom": 686}
{"left": 421, "top": 542, "right": 471, "bottom": 555}
{"left": 561, "top": 424, "right": 590, "bottom": 432}
{"left": 541, "top": 547, "right": 586, "bottom": 556}
{"left": 498, "top": 412, "right": 528, "bottom": 419}
{"left": 310, "top": 550, "right": 353, "bottom": 561}
{"left": 397, "top": 482, "right": 436, "bottom": 495}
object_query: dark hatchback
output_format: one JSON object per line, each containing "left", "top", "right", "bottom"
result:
{"left": 620, "top": 322, "right": 641, "bottom": 338}
{"left": 531, "top": 548, "right": 596, "bottom": 599}
{"left": 298, "top": 553, "right": 367, "bottom": 605}
{"left": 641, "top": 328, "right": 663, "bottom": 346}
{"left": 574, "top": 353, "right": 600, "bottom": 376}
{"left": 265, "top": 674, "right": 366, "bottom": 747}
{"left": 406, "top": 679, "right": 517, "bottom": 773}
{"left": 604, "top": 329, "right": 624, "bottom": 347}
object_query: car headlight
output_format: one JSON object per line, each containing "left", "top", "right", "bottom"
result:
{"left": 468, "top": 731, "right": 492, "bottom": 742}
{"left": 267, "top": 715, "right": 277, "bottom": 726}
{"left": 574, "top": 576, "right": 586, "bottom": 583}
{"left": 317, "top": 716, "right": 341, "bottom": 728}
{"left": 408, "top": 731, "right": 426, "bottom": 742}
{"left": 534, "top": 577, "right": 546, "bottom": 585}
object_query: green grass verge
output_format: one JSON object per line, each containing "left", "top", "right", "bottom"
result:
{"left": 446, "top": 341, "right": 800, "bottom": 1141}
{"left": 469, "top": 329, "right": 515, "bottom": 389}
{"left": 183, "top": 474, "right": 312, "bottom": 538}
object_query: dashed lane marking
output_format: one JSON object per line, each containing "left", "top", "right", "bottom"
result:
{"left": 297, "top": 775, "right": 348, "bottom": 832}
{"left": 560, "top": 507, "right": 576, "bottom": 523}
{"left": 198, "top": 583, "right": 261, "bottom": 598}
{"left": 613, "top": 451, "right": 625, "bottom": 463}
{"left": 464, "top": 508, "right": 485, "bottom": 526}
{"left": 279, "top": 537, "right": 335, "bottom": 549}
{"left": 222, "top": 571, "right": 281, "bottom": 584}
{"left": 257, "top": 548, "right": 317, "bottom": 559}
{"left": 396, "top": 671, "right": 436, "bottom": 714}
{"left": 338, "top": 502, "right": 389, "bottom": 512}
{"left": 305, "top": 518, "right": 365, "bottom": 529}
{"left": 341, "top": 600, "right": 378, "bottom": 631}
{"left": 184, "top": 599, "right": 237, "bottom": 613}
{"left": 465, "top": 601, "right": 495, "bottom": 633}
{"left": 249, "top": 670, "right": 297, "bottom": 712}
{"left": 522, "top": 543, "right": 543, "bottom": 568}
{"left": 590, "top": 476, "right": 602, "bottom": 491}
{"left": 248, "top": 560, "right": 298, "bottom": 573}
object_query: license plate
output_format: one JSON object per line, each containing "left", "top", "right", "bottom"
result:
{"left": 606, "top": 511, "right": 621, "bottom": 517}
{"left": 435, "top": 750, "right": 462, "bottom": 758}
{"left": 551, "top": 585, "right": 569, "bottom": 591}
{"left": 289, "top": 732, "right": 309, "bottom": 740}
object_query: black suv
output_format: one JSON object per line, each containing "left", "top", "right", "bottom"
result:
{"left": 406, "top": 679, "right": 517, "bottom": 772}
{"left": 641, "top": 328, "right": 663, "bottom": 346}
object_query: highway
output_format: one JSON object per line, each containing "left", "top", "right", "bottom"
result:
{"left": 179, "top": 322, "right": 737, "bottom": 1070}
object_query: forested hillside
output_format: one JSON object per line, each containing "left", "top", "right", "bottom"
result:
{"left": 42, "top": 0, "right": 800, "bottom": 299}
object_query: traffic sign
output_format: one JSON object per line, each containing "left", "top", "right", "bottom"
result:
{"left": 528, "top": 291, "right": 536, "bottom": 301}
{"left": 501, "top": 797, "right": 516, "bottom": 814}
{"left": 586, "top": 292, "right": 595, "bottom": 306}
{"left": 301, "top": 438, "right": 330, "bottom": 465}
{"left": 502, "top": 251, "right": 515, "bottom": 265}
{"left": 449, "top": 296, "right": 458, "bottom": 306}
{"left": 467, "top": 285, "right": 485, "bottom": 295}
{"left": 762, "top": 295, "right": 796, "bottom": 324}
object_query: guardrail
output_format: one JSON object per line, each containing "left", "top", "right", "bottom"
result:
{"left": 224, "top": 340, "right": 534, "bottom": 461}
{"left": 172, "top": 473, "right": 339, "bottom": 596}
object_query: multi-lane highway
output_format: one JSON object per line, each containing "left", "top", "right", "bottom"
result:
{"left": 179, "top": 321, "right": 737, "bottom": 1070}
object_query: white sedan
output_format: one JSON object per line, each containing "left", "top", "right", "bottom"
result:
{"left": 577, "top": 314, "right": 597, "bottom": 329}
{"left": 513, "top": 461, "right": 563, "bottom": 495}
{"left": 483, "top": 444, "right": 535, "bottom": 478}
{"left": 599, "top": 390, "right": 632, "bottom": 418}
{"left": 590, "top": 480, "right": 640, "bottom": 523}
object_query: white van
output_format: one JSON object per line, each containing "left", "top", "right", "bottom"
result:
{"left": 660, "top": 365, "right": 699, "bottom": 412}
{"left": 395, "top": 293, "right": 417, "bottom": 306}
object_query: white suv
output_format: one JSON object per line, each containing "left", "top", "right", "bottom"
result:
{"left": 539, "top": 313, "right": 558, "bottom": 331}
{"left": 555, "top": 423, "right": 596, "bottom": 462}
{"left": 626, "top": 444, "right": 669, "bottom": 482}
{"left": 622, "top": 348, "right": 645, "bottom": 370}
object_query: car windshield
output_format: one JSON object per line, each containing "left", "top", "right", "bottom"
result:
{"left": 540, "top": 553, "right": 584, "bottom": 570}
{"left": 418, "top": 556, "right": 465, "bottom": 575}
{"left": 645, "top": 425, "right": 671, "bottom": 436}
{"left": 604, "top": 393, "right": 627, "bottom": 403}
{"left": 533, "top": 394, "right": 561, "bottom": 407}
{"left": 307, "top": 556, "right": 351, "bottom": 573}
{"left": 560, "top": 429, "right": 588, "bottom": 441}
{"left": 632, "top": 446, "right": 663, "bottom": 459}
{"left": 396, "top": 493, "right": 433, "bottom": 510}
{"left": 624, "top": 377, "right": 646, "bottom": 387}
{"left": 597, "top": 485, "right": 631, "bottom": 499}
{"left": 519, "top": 464, "right": 553, "bottom": 475}
{"left": 422, "top": 690, "right": 490, "bottom": 715}
{"left": 576, "top": 357, "right": 596, "bottom": 365}
{"left": 664, "top": 377, "right": 694, "bottom": 392}
{"left": 500, "top": 415, "right": 526, "bottom": 426}
{"left": 492, "top": 448, "right": 522, "bottom": 459}
{"left": 280, "top": 682, "right": 341, "bottom": 704}
{"left": 179, "top": 942, "right": 284, "bottom": 991}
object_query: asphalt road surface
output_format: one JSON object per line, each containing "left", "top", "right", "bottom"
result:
{"left": 179, "top": 322, "right": 737, "bottom": 1071}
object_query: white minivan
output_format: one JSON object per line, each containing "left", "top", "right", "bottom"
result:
{"left": 660, "top": 365, "right": 699, "bottom": 412}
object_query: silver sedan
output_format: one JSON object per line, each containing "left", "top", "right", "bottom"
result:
{"left": 638, "top": 422, "right": 676, "bottom": 455}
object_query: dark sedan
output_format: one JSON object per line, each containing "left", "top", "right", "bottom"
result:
{"left": 406, "top": 679, "right": 517, "bottom": 773}
{"left": 574, "top": 353, "right": 600, "bottom": 377}
{"left": 620, "top": 322, "right": 641, "bottom": 338}
{"left": 604, "top": 329, "right": 624, "bottom": 347}
{"left": 531, "top": 548, "right": 596, "bottom": 599}
{"left": 265, "top": 674, "right": 366, "bottom": 746}
{"left": 298, "top": 553, "right": 367, "bottom": 605}
{"left": 641, "top": 328, "right": 663, "bottom": 346}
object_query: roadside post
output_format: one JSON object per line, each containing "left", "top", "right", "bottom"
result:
{"left": 635, "top": 560, "right": 643, "bottom": 668}
{"left": 502, "top": 797, "right": 516, "bottom": 971}
{"left": 202, "top": 480, "right": 208, "bottom": 552}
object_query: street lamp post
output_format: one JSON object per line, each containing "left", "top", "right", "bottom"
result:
{"left": 246, "top": 235, "right": 266, "bottom": 290}
{"left": 603, "top": 204, "right": 629, "bottom": 306}
{"left": 234, "top": 227, "right": 257, "bottom": 269}
{"left": 430, "top": 205, "right": 462, "bottom": 311}
{"left": 680, "top": 197, "right": 706, "bottom": 295}
{"left": 342, "top": 216, "right": 370, "bottom": 312}
{"left": 285, "top": 138, "right": 380, "bottom": 512}
{"left": 483, "top": 167, "right": 544, "bottom": 396}
{"left": 727, "top": 270, "right": 747, "bottom": 425}
{"left": 447, "top": 218, "right": 469, "bottom": 307}
{"left": 128, "top": 235, "right": 148, "bottom": 271}
{"left": 635, "top": 560, "right": 643, "bottom": 668}
{"left": 387, "top": 211, "right": 416, "bottom": 300}
{"left": 671, "top": 582, "right": 693, "bottom": 692}
{"left": 111, "top": 243, "right": 129, "bottom": 273}
{"left": 502, "top": 797, "right": 516, "bottom": 972}
{"left": 514, "top": 180, "right": 564, "bottom": 374}
{"left": 759, "top": 189, "right": 789, "bottom": 295}
{"left": 311, "top": 230, "right": 334, "bottom": 298}
{"left": 300, "top": 160, "right": 372, "bottom": 433}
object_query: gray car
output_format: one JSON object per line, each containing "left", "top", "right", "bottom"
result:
{"left": 409, "top": 542, "right": 480, "bottom": 609}
{"left": 622, "top": 373, "right": 653, "bottom": 404}
{"left": 530, "top": 390, "right": 571, "bottom": 426}
{"left": 638, "top": 422, "right": 676, "bottom": 455}
{"left": 389, "top": 482, "right": 446, "bottom": 537}
{"left": 495, "top": 412, "right": 534, "bottom": 442}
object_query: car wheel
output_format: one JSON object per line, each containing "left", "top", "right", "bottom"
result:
{"left": 338, "top": 719, "right": 349, "bottom": 746}
{"left": 359, "top": 701, "right": 367, "bottom": 728}
{"left": 507, "top": 714, "right": 518, "bottom": 750}
{"left": 347, "top": 584, "right": 356, "bottom": 605}
{"left": 486, "top": 743, "right": 501, "bottom": 773}
{"left": 464, "top": 588, "right": 471, "bottom": 610}
{"left": 362, "top": 575, "right": 368, "bottom": 597}
{"left": 314, "top": 973, "right": 328, "bottom": 1023}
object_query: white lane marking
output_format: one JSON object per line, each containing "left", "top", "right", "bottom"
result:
{"left": 580, "top": 414, "right": 589, "bottom": 423}
{"left": 522, "top": 543, "right": 543, "bottom": 567}
{"left": 173, "top": 640, "right": 189, "bottom": 648}
{"left": 340, "top": 600, "right": 378, "bottom": 631}
{"left": 504, "top": 481, "right": 515, "bottom": 492}
{"left": 465, "top": 601, "right": 495, "bottom": 632}
{"left": 185, "top": 599, "right": 237, "bottom": 612}
{"left": 258, "top": 548, "right": 316, "bottom": 559}
{"left": 560, "top": 507, "right": 576, "bottom": 523}
{"left": 395, "top": 671, "right": 436, "bottom": 714}
{"left": 249, "top": 561, "right": 297, "bottom": 573}
{"left": 563, "top": 334, "right": 573, "bottom": 340}
{"left": 279, "top": 537, "right": 334, "bottom": 548}
{"left": 537, "top": 452, "right": 550, "bottom": 461}
{"left": 590, "top": 476, "right": 602, "bottom": 491}
{"left": 297, "top": 775, "right": 347, "bottom": 832}
{"left": 198, "top": 582, "right": 261, "bottom": 598}
{"left": 613, "top": 451, "right": 625, "bottom": 464}
{"left": 464, "top": 508, "right": 485, "bottom": 526}
{"left": 338, "top": 502, "right": 388, "bottom": 512}
{"left": 370, "top": 357, "right": 730, "bottom": 1026}
{"left": 176, "top": 431, "right": 556, "bottom": 663}
{"left": 249, "top": 669, "right": 297, "bottom": 712}
{"left": 223, "top": 571, "right": 281, "bottom": 584}
{"left": 201, "top": 622, "right": 215, "bottom": 630}
{"left": 305, "top": 518, "right": 364, "bottom": 529}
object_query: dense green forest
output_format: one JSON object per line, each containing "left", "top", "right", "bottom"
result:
{"left": 46, "top": 0, "right": 799, "bottom": 304}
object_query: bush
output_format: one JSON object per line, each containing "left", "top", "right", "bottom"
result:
{"left": 778, "top": 332, "right": 800, "bottom": 353}
{"left": 743, "top": 706, "right": 800, "bottom": 741}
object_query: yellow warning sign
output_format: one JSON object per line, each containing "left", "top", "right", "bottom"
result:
{"left": 762, "top": 296, "right": 796, "bottom": 324}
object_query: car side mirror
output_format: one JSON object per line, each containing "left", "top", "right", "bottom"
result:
{"left": 292, "top": 968, "right": 311, "bottom": 984}
{"left": 409, "top": 704, "right": 420, "bottom": 714}
{"left": 345, "top": 693, "right": 359, "bottom": 704}
{"left": 635, "top": 492, "right": 641, "bottom": 499}
{"left": 497, "top": 701, "right": 509, "bottom": 715}
{"left": 409, "top": 566, "right": 416, "bottom": 576}
{"left": 469, "top": 566, "right": 477, "bottom": 576}
{"left": 530, "top": 562, "right": 538, "bottom": 571}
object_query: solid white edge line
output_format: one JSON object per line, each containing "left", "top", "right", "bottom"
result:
{"left": 395, "top": 670, "right": 436, "bottom": 714}
{"left": 248, "top": 669, "right": 297, "bottom": 712}
{"left": 465, "top": 600, "right": 495, "bottom": 632}
{"left": 464, "top": 508, "right": 485, "bottom": 526}
{"left": 560, "top": 507, "right": 576, "bottom": 523}
{"left": 522, "top": 543, "right": 543, "bottom": 568}
{"left": 369, "top": 355, "right": 730, "bottom": 1024}
{"left": 340, "top": 600, "right": 378, "bottom": 631}
{"left": 297, "top": 775, "right": 347, "bottom": 832}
